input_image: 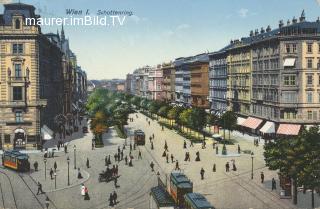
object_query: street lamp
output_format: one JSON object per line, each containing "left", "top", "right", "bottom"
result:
{"left": 251, "top": 152, "right": 254, "bottom": 180}
{"left": 67, "top": 156, "right": 70, "bottom": 186}
{"left": 73, "top": 145, "right": 76, "bottom": 169}
{"left": 54, "top": 172, "right": 57, "bottom": 189}
{"left": 44, "top": 158, "right": 47, "bottom": 180}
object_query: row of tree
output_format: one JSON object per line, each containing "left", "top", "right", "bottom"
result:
{"left": 264, "top": 126, "right": 320, "bottom": 207}
{"left": 86, "top": 89, "right": 131, "bottom": 144}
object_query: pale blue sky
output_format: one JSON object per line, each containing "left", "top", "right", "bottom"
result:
{"left": 1, "top": 0, "right": 320, "bottom": 79}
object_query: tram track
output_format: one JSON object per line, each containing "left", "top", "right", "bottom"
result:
{"left": 0, "top": 170, "right": 18, "bottom": 209}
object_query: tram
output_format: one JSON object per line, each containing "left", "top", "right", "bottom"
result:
{"left": 169, "top": 172, "right": 193, "bottom": 207}
{"left": 184, "top": 193, "right": 215, "bottom": 209}
{"left": 134, "top": 129, "right": 145, "bottom": 145}
{"left": 2, "top": 150, "right": 30, "bottom": 172}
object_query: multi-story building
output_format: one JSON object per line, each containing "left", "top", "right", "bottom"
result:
{"left": 0, "top": 3, "right": 64, "bottom": 149}
{"left": 125, "top": 73, "right": 132, "bottom": 93}
{"left": 190, "top": 54, "right": 209, "bottom": 109}
{"left": 209, "top": 51, "right": 228, "bottom": 114}
{"left": 148, "top": 65, "right": 163, "bottom": 101}
{"left": 162, "top": 62, "right": 175, "bottom": 103}
{"left": 182, "top": 58, "right": 192, "bottom": 107}
{"left": 134, "top": 66, "right": 150, "bottom": 98}
{"left": 174, "top": 58, "right": 185, "bottom": 105}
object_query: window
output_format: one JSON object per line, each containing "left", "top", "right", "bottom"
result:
{"left": 15, "top": 19, "right": 20, "bottom": 29}
{"left": 14, "top": 64, "right": 22, "bottom": 78}
{"left": 12, "top": 86, "right": 23, "bottom": 101}
{"left": 292, "top": 44, "right": 297, "bottom": 53}
{"left": 319, "top": 43, "right": 320, "bottom": 53}
{"left": 284, "top": 75, "right": 296, "bottom": 86}
{"left": 307, "top": 59, "right": 313, "bottom": 68}
{"left": 4, "top": 134, "right": 10, "bottom": 143}
{"left": 15, "top": 111, "right": 23, "bottom": 123}
{"left": 12, "top": 43, "right": 23, "bottom": 54}
{"left": 308, "top": 111, "right": 313, "bottom": 120}
{"left": 307, "top": 75, "right": 313, "bottom": 85}
{"left": 286, "top": 44, "right": 290, "bottom": 53}
{"left": 307, "top": 92, "right": 313, "bottom": 103}
{"left": 307, "top": 43, "right": 313, "bottom": 53}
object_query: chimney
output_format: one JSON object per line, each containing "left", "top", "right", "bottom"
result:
{"left": 287, "top": 19, "right": 290, "bottom": 25}
{"left": 279, "top": 20, "right": 284, "bottom": 28}
{"left": 260, "top": 27, "right": 265, "bottom": 33}
{"left": 266, "top": 25, "right": 271, "bottom": 32}
{"left": 292, "top": 16, "right": 297, "bottom": 23}
{"left": 254, "top": 29, "right": 259, "bottom": 35}
{"left": 250, "top": 30, "right": 254, "bottom": 37}
{"left": 300, "top": 10, "right": 305, "bottom": 22}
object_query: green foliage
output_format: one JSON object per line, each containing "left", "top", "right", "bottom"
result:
{"left": 114, "top": 125, "right": 127, "bottom": 139}
{"left": 158, "top": 105, "right": 171, "bottom": 117}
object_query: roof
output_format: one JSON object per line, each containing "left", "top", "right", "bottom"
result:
{"left": 4, "top": 150, "right": 29, "bottom": 160}
{"left": 150, "top": 186, "right": 175, "bottom": 207}
{"left": 170, "top": 172, "right": 193, "bottom": 189}
{"left": 184, "top": 193, "right": 214, "bottom": 209}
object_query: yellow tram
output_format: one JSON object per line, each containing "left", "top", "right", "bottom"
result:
{"left": 2, "top": 150, "right": 30, "bottom": 172}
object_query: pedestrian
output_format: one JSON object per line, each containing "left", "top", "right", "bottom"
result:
{"left": 148, "top": 121, "right": 150, "bottom": 126}
{"left": 118, "top": 146, "right": 120, "bottom": 154}
{"left": 125, "top": 155, "right": 128, "bottom": 165}
{"left": 271, "top": 178, "right": 276, "bottom": 190}
{"left": 78, "top": 168, "right": 83, "bottom": 179}
{"left": 115, "top": 165, "right": 118, "bottom": 176}
{"left": 232, "top": 160, "right": 237, "bottom": 171}
{"left": 81, "top": 184, "right": 85, "bottom": 196}
{"left": 84, "top": 186, "right": 90, "bottom": 200}
{"left": 112, "top": 165, "right": 116, "bottom": 176}
{"left": 151, "top": 141, "right": 154, "bottom": 150}
{"left": 122, "top": 143, "right": 125, "bottom": 150}
{"left": 50, "top": 168, "right": 54, "bottom": 179}
{"left": 45, "top": 196, "right": 50, "bottom": 209}
{"left": 57, "top": 142, "right": 60, "bottom": 151}
{"left": 216, "top": 146, "right": 219, "bottom": 155}
{"left": 121, "top": 150, "right": 124, "bottom": 160}
{"left": 130, "top": 143, "right": 132, "bottom": 151}
{"left": 64, "top": 145, "right": 68, "bottom": 153}
{"left": 138, "top": 150, "right": 142, "bottom": 159}
{"left": 150, "top": 161, "right": 154, "bottom": 172}
{"left": 183, "top": 140, "right": 187, "bottom": 149}
{"left": 187, "top": 152, "right": 190, "bottom": 162}
{"left": 113, "top": 191, "right": 118, "bottom": 205}
{"left": 195, "top": 151, "right": 200, "bottom": 161}
{"left": 261, "top": 172, "right": 264, "bottom": 183}
{"left": 213, "top": 163, "right": 216, "bottom": 172}
{"left": 171, "top": 154, "right": 174, "bottom": 163}
{"left": 105, "top": 156, "right": 108, "bottom": 166}
{"left": 162, "top": 150, "right": 166, "bottom": 157}
{"left": 166, "top": 154, "right": 169, "bottom": 163}
{"left": 225, "top": 162, "right": 230, "bottom": 172}
{"left": 108, "top": 155, "right": 111, "bottom": 165}
{"left": 54, "top": 161, "right": 57, "bottom": 172}
{"left": 149, "top": 136, "right": 152, "bottom": 143}
{"left": 190, "top": 141, "right": 194, "bottom": 147}
{"left": 86, "top": 158, "right": 90, "bottom": 168}
{"left": 109, "top": 193, "right": 114, "bottom": 206}
{"left": 202, "top": 140, "right": 206, "bottom": 149}
{"left": 36, "top": 182, "right": 43, "bottom": 195}
{"left": 164, "top": 141, "right": 168, "bottom": 152}
{"left": 114, "top": 177, "right": 118, "bottom": 188}
{"left": 117, "top": 153, "right": 120, "bottom": 162}
{"left": 200, "top": 168, "right": 205, "bottom": 180}
{"left": 175, "top": 160, "right": 179, "bottom": 170}
{"left": 34, "top": 161, "right": 38, "bottom": 172}
{"left": 161, "top": 126, "right": 164, "bottom": 131}
{"left": 114, "top": 153, "right": 117, "bottom": 162}
{"left": 238, "top": 144, "right": 241, "bottom": 154}
{"left": 133, "top": 143, "right": 136, "bottom": 150}
{"left": 212, "top": 142, "right": 216, "bottom": 149}
{"left": 129, "top": 158, "right": 133, "bottom": 167}
{"left": 152, "top": 133, "right": 154, "bottom": 139}
{"left": 92, "top": 141, "right": 95, "bottom": 150}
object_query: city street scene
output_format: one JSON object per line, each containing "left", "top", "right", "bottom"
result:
{"left": 1, "top": 0, "right": 320, "bottom": 209}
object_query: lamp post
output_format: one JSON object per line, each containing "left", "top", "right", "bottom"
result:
{"left": 44, "top": 159, "right": 47, "bottom": 180}
{"left": 73, "top": 145, "right": 76, "bottom": 169}
{"left": 251, "top": 152, "right": 254, "bottom": 180}
{"left": 67, "top": 156, "right": 70, "bottom": 186}
{"left": 54, "top": 172, "right": 57, "bottom": 189}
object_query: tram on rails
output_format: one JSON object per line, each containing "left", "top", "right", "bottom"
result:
{"left": 169, "top": 172, "right": 193, "bottom": 208}
{"left": 134, "top": 129, "right": 145, "bottom": 145}
{"left": 2, "top": 150, "right": 30, "bottom": 172}
{"left": 184, "top": 193, "right": 215, "bottom": 209}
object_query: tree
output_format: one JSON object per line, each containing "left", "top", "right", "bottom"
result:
{"left": 190, "top": 108, "right": 207, "bottom": 139}
{"left": 220, "top": 111, "right": 237, "bottom": 141}
{"left": 206, "top": 113, "right": 219, "bottom": 134}
{"left": 167, "top": 106, "right": 182, "bottom": 128}
{"left": 179, "top": 109, "right": 192, "bottom": 133}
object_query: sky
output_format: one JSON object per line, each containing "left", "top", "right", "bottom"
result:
{"left": 1, "top": 0, "right": 320, "bottom": 79}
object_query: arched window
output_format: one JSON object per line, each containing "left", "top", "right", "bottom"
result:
{"left": 15, "top": 19, "right": 20, "bottom": 29}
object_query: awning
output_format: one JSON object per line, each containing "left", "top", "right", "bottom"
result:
{"left": 41, "top": 125, "right": 54, "bottom": 140}
{"left": 241, "top": 117, "right": 263, "bottom": 129}
{"left": 283, "top": 58, "right": 295, "bottom": 67}
{"left": 237, "top": 117, "right": 246, "bottom": 125}
{"left": 277, "top": 124, "right": 301, "bottom": 135}
{"left": 260, "top": 121, "right": 275, "bottom": 134}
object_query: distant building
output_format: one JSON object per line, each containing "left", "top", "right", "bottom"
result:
{"left": 148, "top": 65, "right": 164, "bottom": 101}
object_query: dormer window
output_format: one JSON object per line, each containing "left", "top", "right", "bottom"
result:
{"left": 15, "top": 19, "right": 21, "bottom": 29}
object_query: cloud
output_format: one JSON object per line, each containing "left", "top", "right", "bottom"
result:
{"left": 238, "top": 8, "right": 249, "bottom": 18}
{"left": 176, "top": 24, "right": 190, "bottom": 30}
{"left": 130, "top": 15, "right": 148, "bottom": 24}
{"left": 317, "top": 0, "right": 320, "bottom": 5}
{"left": 0, "top": 0, "right": 13, "bottom": 4}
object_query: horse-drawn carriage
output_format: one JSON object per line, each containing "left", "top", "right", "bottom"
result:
{"left": 98, "top": 169, "right": 118, "bottom": 182}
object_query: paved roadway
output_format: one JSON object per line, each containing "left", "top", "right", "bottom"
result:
{"left": 0, "top": 112, "right": 318, "bottom": 209}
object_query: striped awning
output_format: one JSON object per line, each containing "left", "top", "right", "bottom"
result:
{"left": 241, "top": 117, "right": 263, "bottom": 130}
{"left": 277, "top": 124, "right": 301, "bottom": 135}
{"left": 260, "top": 121, "right": 275, "bottom": 134}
